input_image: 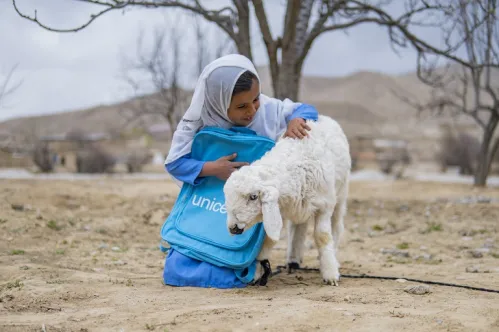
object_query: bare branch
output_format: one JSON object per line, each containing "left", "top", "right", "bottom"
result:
{"left": 12, "top": 0, "right": 253, "bottom": 58}
{"left": 118, "top": 12, "right": 235, "bottom": 138}
{"left": 0, "top": 63, "right": 23, "bottom": 109}
{"left": 294, "top": 0, "right": 315, "bottom": 58}
{"left": 396, "top": 0, "right": 499, "bottom": 186}
{"left": 252, "top": 0, "right": 279, "bottom": 95}
{"left": 12, "top": 0, "right": 121, "bottom": 33}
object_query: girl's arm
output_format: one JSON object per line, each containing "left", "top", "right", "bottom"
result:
{"left": 165, "top": 153, "right": 206, "bottom": 186}
{"left": 166, "top": 153, "right": 245, "bottom": 185}
{"left": 286, "top": 103, "right": 319, "bottom": 123}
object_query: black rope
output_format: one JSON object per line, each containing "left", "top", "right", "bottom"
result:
{"left": 271, "top": 265, "right": 499, "bottom": 294}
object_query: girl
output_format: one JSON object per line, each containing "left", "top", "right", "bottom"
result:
{"left": 163, "top": 54, "right": 318, "bottom": 288}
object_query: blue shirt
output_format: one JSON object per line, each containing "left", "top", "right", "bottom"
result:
{"left": 165, "top": 103, "right": 319, "bottom": 185}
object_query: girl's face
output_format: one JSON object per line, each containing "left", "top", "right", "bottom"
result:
{"left": 227, "top": 79, "right": 261, "bottom": 126}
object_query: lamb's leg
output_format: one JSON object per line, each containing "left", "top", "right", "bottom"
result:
{"left": 331, "top": 182, "right": 348, "bottom": 251}
{"left": 286, "top": 221, "right": 308, "bottom": 272}
{"left": 257, "top": 233, "right": 277, "bottom": 262}
{"left": 253, "top": 234, "right": 277, "bottom": 286}
{"left": 314, "top": 208, "right": 340, "bottom": 286}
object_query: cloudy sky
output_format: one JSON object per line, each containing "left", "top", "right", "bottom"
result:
{"left": 0, "top": 0, "right": 441, "bottom": 122}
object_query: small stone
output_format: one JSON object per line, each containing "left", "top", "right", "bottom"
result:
{"left": 476, "top": 196, "right": 492, "bottom": 203}
{"left": 380, "top": 248, "right": 410, "bottom": 257}
{"left": 466, "top": 266, "right": 479, "bottom": 273}
{"left": 420, "top": 246, "right": 428, "bottom": 251}
{"left": 398, "top": 204, "right": 409, "bottom": 212}
{"left": 111, "top": 247, "right": 121, "bottom": 252}
{"left": 342, "top": 312, "right": 355, "bottom": 317}
{"left": 462, "top": 237, "right": 473, "bottom": 241}
{"left": 483, "top": 239, "right": 495, "bottom": 249}
{"left": 469, "top": 249, "right": 484, "bottom": 258}
{"left": 344, "top": 295, "right": 351, "bottom": 302}
{"left": 83, "top": 225, "right": 91, "bottom": 231}
{"left": 98, "top": 243, "right": 108, "bottom": 249}
{"left": 11, "top": 204, "right": 24, "bottom": 211}
{"left": 404, "top": 285, "right": 431, "bottom": 295}
{"left": 112, "top": 260, "right": 127, "bottom": 265}
{"left": 413, "top": 253, "right": 433, "bottom": 261}
{"left": 396, "top": 279, "right": 407, "bottom": 283}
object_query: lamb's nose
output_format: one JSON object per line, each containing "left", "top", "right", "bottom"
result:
{"left": 229, "top": 224, "right": 244, "bottom": 235}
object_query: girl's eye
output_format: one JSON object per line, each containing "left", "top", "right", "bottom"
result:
{"left": 237, "top": 104, "right": 246, "bottom": 109}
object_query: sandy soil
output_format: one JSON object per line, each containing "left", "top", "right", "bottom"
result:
{"left": 1, "top": 178, "right": 499, "bottom": 332}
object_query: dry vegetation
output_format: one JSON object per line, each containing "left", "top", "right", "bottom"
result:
{"left": 1, "top": 178, "right": 498, "bottom": 331}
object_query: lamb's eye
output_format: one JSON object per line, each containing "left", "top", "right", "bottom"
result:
{"left": 249, "top": 194, "right": 258, "bottom": 201}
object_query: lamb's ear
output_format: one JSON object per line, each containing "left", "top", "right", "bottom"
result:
{"left": 261, "top": 186, "right": 282, "bottom": 242}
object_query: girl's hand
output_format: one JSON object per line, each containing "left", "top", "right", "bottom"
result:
{"left": 201, "top": 153, "right": 248, "bottom": 181}
{"left": 284, "top": 118, "right": 311, "bottom": 139}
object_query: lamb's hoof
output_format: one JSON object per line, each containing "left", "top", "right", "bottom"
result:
{"left": 258, "top": 259, "right": 272, "bottom": 286}
{"left": 287, "top": 262, "right": 300, "bottom": 274}
{"left": 323, "top": 278, "right": 339, "bottom": 286}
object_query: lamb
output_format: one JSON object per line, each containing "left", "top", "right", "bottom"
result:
{"left": 223, "top": 114, "right": 351, "bottom": 286}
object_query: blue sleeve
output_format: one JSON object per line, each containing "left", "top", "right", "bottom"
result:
{"left": 286, "top": 103, "right": 319, "bottom": 123}
{"left": 165, "top": 153, "right": 206, "bottom": 186}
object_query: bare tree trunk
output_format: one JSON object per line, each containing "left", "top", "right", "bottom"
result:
{"left": 275, "top": 65, "right": 300, "bottom": 101}
{"left": 276, "top": 0, "right": 300, "bottom": 101}
{"left": 253, "top": 0, "right": 313, "bottom": 101}
{"left": 232, "top": 0, "right": 252, "bottom": 59}
{"left": 475, "top": 114, "right": 499, "bottom": 186}
{"left": 487, "top": 136, "right": 499, "bottom": 175}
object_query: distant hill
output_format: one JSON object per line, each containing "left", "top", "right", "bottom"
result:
{"left": 0, "top": 66, "right": 482, "bottom": 142}
{"left": 0, "top": 89, "right": 192, "bottom": 139}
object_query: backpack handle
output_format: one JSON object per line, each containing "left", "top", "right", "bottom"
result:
{"left": 229, "top": 126, "right": 257, "bottom": 135}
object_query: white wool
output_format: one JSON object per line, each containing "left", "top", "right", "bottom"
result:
{"left": 223, "top": 115, "right": 351, "bottom": 286}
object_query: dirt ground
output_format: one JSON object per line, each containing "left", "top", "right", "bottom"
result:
{"left": 1, "top": 178, "right": 499, "bottom": 332}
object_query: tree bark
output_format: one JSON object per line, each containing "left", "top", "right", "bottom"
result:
{"left": 276, "top": 0, "right": 301, "bottom": 101}
{"left": 275, "top": 64, "right": 300, "bottom": 101}
{"left": 252, "top": 0, "right": 279, "bottom": 97}
{"left": 487, "top": 136, "right": 499, "bottom": 175}
{"left": 233, "top": 0, "right": 252, "bottom": 60}
{"left": 474, "top": 114, "right": 499, "bottom": 186}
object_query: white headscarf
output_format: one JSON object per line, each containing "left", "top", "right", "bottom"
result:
{"left": 165, "top": 54, "right": 300, "bottom": 175}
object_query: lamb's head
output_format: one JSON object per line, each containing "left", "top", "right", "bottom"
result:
{"left": 223, "top": 167, "right": 283, "bottom": 242}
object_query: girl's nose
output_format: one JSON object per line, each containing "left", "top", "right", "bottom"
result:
{"left": 247, "top": 104, "right": 256, "bottom": 114}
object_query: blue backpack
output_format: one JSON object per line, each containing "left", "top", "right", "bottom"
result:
{"left": 160, "top": 126, "right": 276, "bottom": 285}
